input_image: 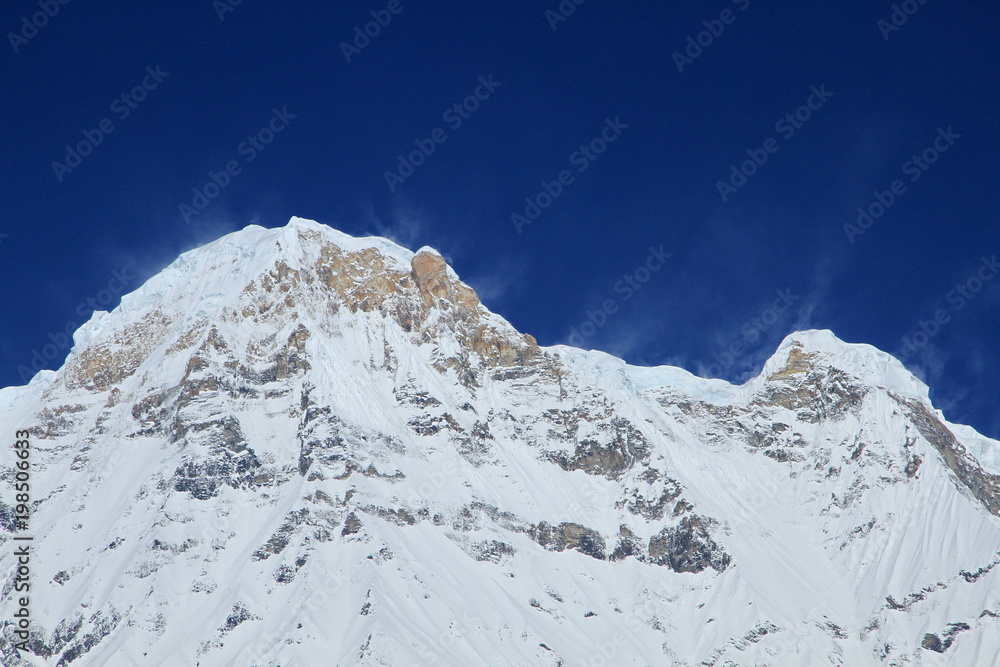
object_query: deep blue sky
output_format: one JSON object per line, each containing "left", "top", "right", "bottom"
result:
{"left": 2, "top": 0, "right": 998, "bottom": 438}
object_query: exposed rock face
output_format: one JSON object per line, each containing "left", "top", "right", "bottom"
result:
{"left": 899, "top": 397, "right": 1000, "bottom": 517}
{"left": 2, "top": 218, "right": 1000, "bottom": 667}
{"left": 647, "top": 515, "right": 730, "bottom": 574}
{"left": 550, "top": 416, "right": 651, "bottom": 479}
{"left": 411, "top": 247, "right": 480, "bottom": 310}
{"left": 530, "top": 521, "right": 607, "bottom": 560}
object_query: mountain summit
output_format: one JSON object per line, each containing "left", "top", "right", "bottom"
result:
{"left": 3, "top": 218, "right": 999, "bottom": 666}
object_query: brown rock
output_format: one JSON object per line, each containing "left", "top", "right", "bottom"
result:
{"left": 411, "top": 249, "right": 480, "bottom": 309}
{"left": 411, "top": 249, "right": 450, "bottom": 302}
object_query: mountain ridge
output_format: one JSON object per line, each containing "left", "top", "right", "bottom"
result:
{"left": 5, "top": 217, "right": 937, "bottom": 407}
{"left": 2, "top": 217, "right": 999, "bottom": 666}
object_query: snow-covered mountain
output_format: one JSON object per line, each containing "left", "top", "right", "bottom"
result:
{"left": 2, "top": 217, "right": 999, "bottom": 666}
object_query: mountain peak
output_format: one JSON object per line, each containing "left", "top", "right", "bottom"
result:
{"left": 411, "top": 245, "right": 480, "bottom": 310}
{"left": 761, "top": 328, "right": 930, "bottom": 400}
{"left": 44, "top": 217, "right": 537, "bottom": 395}
{"left": 4, "top": 218, "right": 1000, "bottom": 666}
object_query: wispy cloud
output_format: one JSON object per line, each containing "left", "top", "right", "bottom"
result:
{"left": 908, "top": 341, "right": 951, "bottom": 385}
{"left": 465, "top": 257, "right": 528, "bottom": 309}
{"left": 360, "top": 201, "right": 427, "bottom": 250}
{"left": 601, "top": 316, "right": 668, "bottom": 362}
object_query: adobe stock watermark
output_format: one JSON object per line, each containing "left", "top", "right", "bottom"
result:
{"left": 843, "top": 126, "right": 959, "bottom": 244}
{"left": 510, "top": 116, "right": 629, "bottom": 234}
{"left": 411, "top": 609, "right": 487, "bottom": 665}
{"left": 213, "top": 0, "right": 248, "bottom": 21}
{"left": 179, "top": 106, "right": 297, "bottom": 224}
{"left": 242, "top": 565, "right": 352, "bottom": 666}
{"left": 567, "top": 246, "right": 673, "bottom": 347}
{"left": 51, "top": 66, "right": 170, "bottom": 183}
{"left": 574, "top": 575, "right": 745, "bottom": 667}
{"left": 340, "top": 0, "right": 413, "bottom": 63}
{"left": 545, "top": 0, "right": 587, "bottom": 31}
{"left": 716, "top": 85, "right": 832, "bottom": 202}
{"left": 16, "top": 266, "right": 137, "bottom": 383}
{"left": 383, "top": 75, "right": 501, "bottom": 192}
{"left": 703, "top": 288, "right": 798, "bottom": 377}
{"left": 898, "top": 255, "right": 998, "bottom": 359}
{"left": 878, "top": 0, "right": 930, "bottom": 41}
{"left": 672, "top": 0, "right": 751, "bottom": 73}
{"left": 7, "top": 0, "right": 71, "bottom": 54}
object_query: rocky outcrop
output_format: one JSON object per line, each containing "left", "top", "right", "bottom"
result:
{"left": 530, "top": 521, "right": 607, "bottom": 560}
{"left": 411, "top": 248, "right": 479, "bottom": 310}
{"left": 900, "top": 397, "right": 1000, "bottom": 517}
{"left": 648, "top": 515, "right": 731, "bottom": 574}
{"left": 549, "top": 417, "right": 651, "bottom": 479}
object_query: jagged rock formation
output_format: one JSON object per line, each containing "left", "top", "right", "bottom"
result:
{"left": 1, "top": 217, "right": 999, "bottom": 666}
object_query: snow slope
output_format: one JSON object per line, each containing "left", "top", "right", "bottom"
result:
{"left": 2, "top": 217, "right": 999, "bottom": 666}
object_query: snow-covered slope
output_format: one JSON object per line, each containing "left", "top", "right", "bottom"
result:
{"left": 2, "top": 217, "right": 999, "bottom": 666}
